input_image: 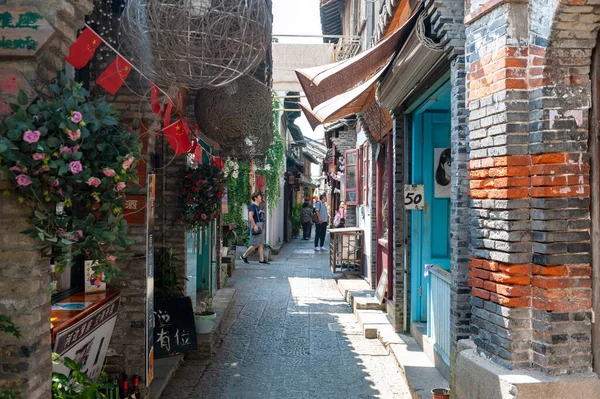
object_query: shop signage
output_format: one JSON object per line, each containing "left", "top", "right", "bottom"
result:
{"left": 404, "top": 184, "right": 424, "bottom": 210}
{"left": 0, "top": 69, "right": 37, "bottom": 116}
{"left": 124, "top": 195, "right": 146, "bottom": 225}
{"left": 0, "top": 7, "right": 55, "bottom": 57}
{"left": 53, "top": 295, "right": 120, "bottom": 381}
{"left": 146, "top": 174, "right": 156, "bottom": 386}
{"left": 153, "top": 296, "right": 197, "bottom": 359}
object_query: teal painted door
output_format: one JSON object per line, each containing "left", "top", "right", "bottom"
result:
{"left": 411, "top": 112, "right": 451, "bottom": 322}
{"left": 196, "top": 222, "right": 214, "bottom": 294}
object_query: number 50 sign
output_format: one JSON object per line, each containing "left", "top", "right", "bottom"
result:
{"left": 404, "top": 185, "right": 424, "bottom": 210}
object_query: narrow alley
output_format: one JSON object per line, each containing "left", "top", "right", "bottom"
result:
{"left": 160, "top": 238, "right": 411, "bottom": 399}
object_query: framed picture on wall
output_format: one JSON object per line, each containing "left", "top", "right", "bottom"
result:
{"left": 434, "top": 148, "right": 451, "bottom": 198}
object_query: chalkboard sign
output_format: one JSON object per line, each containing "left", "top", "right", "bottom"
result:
{"left": 153, "top": 296, "right": 197, "bottom": 359}
{"left": 374, "top": 269, "right": 388, "bottom": 305}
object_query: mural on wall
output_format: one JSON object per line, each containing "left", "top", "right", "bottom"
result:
{"left": 434, "top": 148, "right": 451, "bottom": 199}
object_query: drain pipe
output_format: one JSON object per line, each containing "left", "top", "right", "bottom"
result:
{"left": 402, "top": 115, "right": 411, "bottom": 333}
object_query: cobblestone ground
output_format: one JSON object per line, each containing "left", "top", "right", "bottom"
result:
{"left": 161, "top": 237, "right": 411, "bottom": 399}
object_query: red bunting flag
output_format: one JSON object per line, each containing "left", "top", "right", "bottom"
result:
{"left": 194, "top": 145, "right": 203, "bottom": 164}
{"left": 162, "top": 120, "right": 192, "bottom": 156}
{"left": 64, "top": 28, "right": 102, "bottom": 69}
{"left": 150, "top": 83, "right": 162, "bottom": 116}
{"left": 97, "top": 56, "right": 132, "bottom": 95}
{"left": 214, "top": 157, "right": 224, "bottom": 170}
{"left": 163, "top": 101, "right": 172, "bottom": 128}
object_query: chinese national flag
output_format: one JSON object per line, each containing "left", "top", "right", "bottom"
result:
{"left": 214, "top": 157, "right": 224, "bottom": 170}
{"left": 65, "top": 28, "right": 102, "bottom": 69}
{"left": 97, "top": 56, "right": 132, "bottom": 95}
{"left": 150, "top": 83, "right": 162, "bottom": 116}
{"left": 162, "top": 120, "right": 192, "bottom": 156}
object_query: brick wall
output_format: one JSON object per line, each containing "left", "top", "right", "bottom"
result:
{"left": 0, "top": 1, "right": 91, "bottom": 396}
{"left": 465, "top": 0, "right": 600, "bottom": 375}
{"left": 391, "top": 113, "right": 405, "bottom": 331}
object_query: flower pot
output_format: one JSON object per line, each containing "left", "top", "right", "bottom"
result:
{"left": 221, "top": 246, "right": 229, "bottom": 257}
{"left": 431, "top": 388, "right": 450, "bottom": 399}
{"left": 194, "top": 312, "right": 216, "bottom": 334}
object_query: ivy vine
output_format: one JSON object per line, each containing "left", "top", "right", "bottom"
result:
{"left": 223, "top": 160, "right": 250, "bottom": 246}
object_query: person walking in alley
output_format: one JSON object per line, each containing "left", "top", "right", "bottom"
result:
{"left": 314, "top": 193, "right": 329, "bottom": 251}
{"left": 240, "top": 192, "right": 270, "bottom": 264}
{"left": 300, "top": 197, "right": 313, "bottom": 240}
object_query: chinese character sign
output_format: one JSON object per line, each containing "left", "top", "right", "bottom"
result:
{"left": 152, "top": 296, "right": 197, "bottom": 359}
{"left": 0, "top": 7, "right": 54, "bottom": 57}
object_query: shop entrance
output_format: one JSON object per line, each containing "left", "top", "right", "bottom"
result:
{"left": 409, "top": 83, "right": 451, "bottom": 323}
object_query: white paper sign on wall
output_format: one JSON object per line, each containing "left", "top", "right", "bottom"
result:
{"left": 404, "top": 185, "right": 425, "bottom": 210}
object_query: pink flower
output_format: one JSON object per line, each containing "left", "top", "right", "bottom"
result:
{"left": 106, "top": 255, "right": 117, "bottom": 262}
{"left": 103, "top": 168, "right": 116, "bottom": 177}
{"left": 71, "top": 111, "right": 82, "bottom": 123}
{"left": 201, "top": 214, "right": 207, "bottom": 219}
{"left": 58, "top": 189, "right": 65, "bottom": 197}
{"left": 72, "top": 145, "right": 80, "bottom": 152}
{"left": 122, "top": 156, "right": 135, "bottom": 170}
{"left": 35, "top": 166, "right": 50, "bottom": 175}
{"left": 87, "top": 177, "right": 101, "bottom": 187}
{"left": 76, "top": 230, "right": 84, "bottom": 239}
{"left": 15, "top": 174, "right": 32, "bottom": 187}
{"left": 9, "top": 166, "right": 21, "bottom": 172}
{"left": 69, "top": 161, "right": 83, "bottom": 175}
{"left": 59, "top": 146, "right": 71, "bottom": 156}
{"left": 116, "top": 182, "right": 126, "bottom": 191}
{"left": 67, "top": 129, "right": 81, "bottom": 141}
{"left": 52, "top": 179, "right": 60, "bottom": 187}
{"left": 23, "top": 130, "right": 40, "bottom": 144}
{"left": 32, "top": 153, "right": 45, "bottom": 161}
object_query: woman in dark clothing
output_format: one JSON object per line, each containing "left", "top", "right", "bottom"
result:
{"left": 300, "top": 197, "right": 313, "bottom": 240}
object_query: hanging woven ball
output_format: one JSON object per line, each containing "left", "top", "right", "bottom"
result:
{"left": 120, "top": 0, "right": 272, "bottom": 90}
{"left": 194, "top": 75, "right": 273, "bottom": 159}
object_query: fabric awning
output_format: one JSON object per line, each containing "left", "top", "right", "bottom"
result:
{"left": 295, "top": 2, "right": 421, "bottom": 109}
{"left": 300, "top": 67, "right": 387, "bottom": 130}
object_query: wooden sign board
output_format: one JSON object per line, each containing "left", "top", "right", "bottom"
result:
{"left": 0, "top": 69, "right": 37, "bottom": 116}
{"left": 0, "top": 6, "right": 55, "bottom": 57}
{"left": 123, "top": 195, "right": 146, "bottom": 225}
{"left": 374, "top": 268, "right": 388, "bottom": 305}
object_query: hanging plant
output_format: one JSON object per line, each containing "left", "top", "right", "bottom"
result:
{"left": 178, "top": 163, "right": 226, "bottom": 231}
{"left": 0, "top": 74, "right": 141, "bottom": 280}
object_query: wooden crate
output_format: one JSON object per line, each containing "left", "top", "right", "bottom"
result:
{"left": 329, "top": 227, "right": 363, "bottom": 274}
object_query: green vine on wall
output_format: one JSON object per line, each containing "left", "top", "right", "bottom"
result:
{"left": 255, "top": 96, "right": 284, "bottom": 214}
{"left": 223, "top": 160, "right": 250, "bottom": 246}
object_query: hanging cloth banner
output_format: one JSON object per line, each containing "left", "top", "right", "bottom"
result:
{"left": 64, "top": 28, "right": 102, "bottom": 69}
{"left": 97, "top": 56, "right": 132, "bottom": 95}
{"left": 162, "top": 120, "right": 192, "bottom": 156}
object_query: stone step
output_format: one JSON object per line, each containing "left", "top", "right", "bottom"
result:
{"left": 356, "top": 309, "right": 391, "bottom": 339}
{"left": 353, "top": 296, "right": 385, "bottom": 313}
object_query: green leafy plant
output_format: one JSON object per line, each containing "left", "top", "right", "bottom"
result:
{"left": 0, "top": 315, "right": 20, "bottom": 338}
{"left": 0, "top": 74, "right": 141, "bottom": 280}
{"left": 52, "top": 355, "right": 115, "bottom": 399}
{"left": 155, "top": 247, "right": 187, "bottom": 298}
{"left": 223, "top": 160, "right": 251, "bottom": 246}
{"left": 178, "top": 163, "right": 226, "bottom": 231}
{"left": 291, "top": 203, "right": 302, "bottom": 238}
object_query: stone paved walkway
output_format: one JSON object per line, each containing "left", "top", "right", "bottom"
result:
{"left": 161, "top": 237, "right": 411, "bottom": 399}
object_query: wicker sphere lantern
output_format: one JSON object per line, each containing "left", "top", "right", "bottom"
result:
{"left": 120, "top": 0, "right": 272, "bottom": 90}
{"left": 194, "top": 76, "right": 273, "bottom": 159}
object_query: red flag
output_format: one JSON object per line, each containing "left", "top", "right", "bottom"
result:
{"left": 65, "top": 28, "right": 102, "bottom": 69}
{"left": 214, "top": 157, "right": 224, "bottom": 169}
{"left": 150, "top": 83, "right": 162, "bottom": 116}
{"left": 193, "top": 143, "right": 203, "bottom": 164}
{"left": 163, "top": 101, "right": 172, "bottom": 127}
{"left": 97, "top": 56, "right": 132, "bottom": 95}
{"left": 162, "top": 120, "right": 192, "bottom": 156}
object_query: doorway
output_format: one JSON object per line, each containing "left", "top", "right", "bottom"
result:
{"left": 409, "top": 83, "right": 451, "bottom": 323}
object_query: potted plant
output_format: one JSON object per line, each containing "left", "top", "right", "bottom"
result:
{"left": 263, "top": 243, "right": 272, "bottom": 261}
{"left": 194, "top": 299, "right": 216, "bottom": 334}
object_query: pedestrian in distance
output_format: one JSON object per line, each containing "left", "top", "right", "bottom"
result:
{"left": 314, "top": 193, "right": 329, "bottom": 252}
{"left": 300, "top": 197, "right": 313, "bottom": 240}
{"left": 240, "top": 192, "right": 270, "bottom": 264}
{"left": 333, "top": 201, "right": 346, "bottom": 228}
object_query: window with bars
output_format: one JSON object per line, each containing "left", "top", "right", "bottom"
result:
{"left": 344, "top": 149, "right": 358, "bottom": 205}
